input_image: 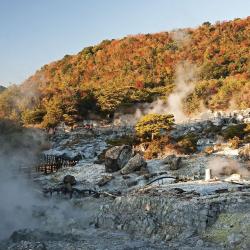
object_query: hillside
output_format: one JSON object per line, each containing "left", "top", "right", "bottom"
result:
{"left": 0, "top": 17, "right": 249, "bottom": 127}
{"left": 0, "top": 85, "right": 6, "bottom": 93}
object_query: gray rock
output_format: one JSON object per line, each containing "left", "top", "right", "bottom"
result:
{"left": 197, "top": 138, "right": 213, "bottom": 146}
{"left": 120, "top": 154, "right": 147, "bottom": 175}
{"left": 105, "top": 145, "right": 132, "bottom": 172}
{"left": 7, "top": 241, "right": 46, "bottom": 250}
{"left": 211, "top": 117, "right": 224, "bottom": 126}
{"left": 162, "top": 155, "right": 183, "bottom": 170}
{"left": 97, "top": 191, "right": 250, "bottom": 246}
{"left": 97, "top": 174, "right": 113, "bottom": 187}
{"left": 63, "top": 175, "right": 76, "bottom": 185}
{"left": 227, "top": 233, "right": 244, "bottom": 245}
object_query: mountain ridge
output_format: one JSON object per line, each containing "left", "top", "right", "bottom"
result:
{"left": 0, "top": 16, "right": 249, "bottom": 127}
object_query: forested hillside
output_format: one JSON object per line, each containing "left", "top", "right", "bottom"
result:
{"left": 0, "top": 86, "right": 6, "bottom": 93}
{"left": 0, "top": 17, "right": 249, "bottom": 127}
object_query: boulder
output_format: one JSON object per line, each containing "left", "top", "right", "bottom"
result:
{"left": 104, "top": 145, "right": 132, "bottom": 172}
{"left": 97, "top": 174, "right": 113, "bottom": 187}
{"left": 120, "top": 153, "right": 147, "bottom": 175}
{"left": 63, "top": 175, "right": 76, "bottom": 185}
{"left": 61, "top": 152, "right": 82, "bottom": 161}
{"left": 162, "top": 155, "right": 183, "bottom": 170}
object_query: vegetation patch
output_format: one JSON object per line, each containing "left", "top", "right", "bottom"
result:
{"left": 135, "top": 113, "right": 174, "bottom": 141}
{"left": 106, "top": 135, "right": 137, "bottom": 146}
{"left": 0, "top": 17, "right": 249, "bottom": 127}
{"left": 175, "top": 133, "right": 199, "bottom": 154}
{"left": 221, "top": 123, "right": 247, "bottom": 140}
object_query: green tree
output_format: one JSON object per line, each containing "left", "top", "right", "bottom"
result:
{"left": 135, "top": 113, "right": 174, "bottom": 140}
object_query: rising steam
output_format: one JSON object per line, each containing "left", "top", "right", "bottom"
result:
{"left": 207, "top": 156, "right": 250, "bottom": 178}
{"left": 116, "top": 61, "right": 198, "bottom": 125}
{"left": 166, "top": 61, "right": 197, "bottom": 122}
{"left": 0, "top": 121, "right": 45, "bottom": 239}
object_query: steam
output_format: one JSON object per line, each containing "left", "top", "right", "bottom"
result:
{"left": 115, "top": 61, "right": 198, "bottom": 125}
{"left": 207, "top": 157, "right": 250, "bottom": 178}
{"left": 0, "top": 122, "right": 45, "bottom": 239}
{"left": 0, "top": 120, "right": 99, "bottom": 241}
{"left": 171, "top": 29, "right": 191, "bottom": 47}
{"left": 114, "top": 31, "right": 197, "bottom": 125}
{"left": 166, "top": 62, "right": 197, "bottom": 122}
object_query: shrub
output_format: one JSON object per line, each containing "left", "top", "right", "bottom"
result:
{"left": 204, "top": 146, "right": 215, "bottom": 155}
{"left": 243, "top": 124, "right": 250, "bottom": 143}
{"left": 175, "top": 133, "right": 198, "bottom": 154}
{"left": 22, "top": 108, "right": 46, "bottom": 125}
{"left": 143, "top": 136, "right": 172, "bottom": 159}
{"left": 106, "top": 135, "right": 137, "bottom": 146}
{"left": 228, "top": 136, "right": 241, "bottom": 149}
{"left": 221, "top": 123, "right": 247, "bottom": 139}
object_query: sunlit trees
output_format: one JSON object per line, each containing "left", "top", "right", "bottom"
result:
{"left": 0, "top": 17, "right": 249, "bottom": 128}
{"left": 135, "top": 113, "right": 174, "bottom": 140}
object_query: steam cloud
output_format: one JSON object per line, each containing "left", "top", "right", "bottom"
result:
{"left": 116, "top": 61, "right": 198, "bottom": 125}
{"left": 166, "top": 61, "right": 197, "bottom": 122}
{"left": 207, "top": 156, "right": 250, "bottom": 178}
{"left": 171, "top": 29, "right": 191, "bottom": 47}
{"left": 0, "top": 120, "right": 98, "bottom": 242}
{"left": 0, "top": 122, "right": 45, "bottom": 239}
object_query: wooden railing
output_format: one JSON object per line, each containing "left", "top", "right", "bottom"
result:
{"left": 36, "top": 154, "right": 78, "bottom": 174}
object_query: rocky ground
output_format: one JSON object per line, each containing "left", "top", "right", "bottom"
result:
{"left": 1, "top": 110, "right": 250, "bottom": 250}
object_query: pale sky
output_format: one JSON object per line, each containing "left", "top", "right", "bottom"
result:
{"left": 0, "top": 0, "right": 249, "bottom": 86}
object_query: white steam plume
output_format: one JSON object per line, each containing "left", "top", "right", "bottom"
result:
{"left": 167, "top": 61, "right": 197, "bottom": 122}
{"left": 0, "top": 122, "right": 45, "bottom": 239}
{"left": 207, "top": 156, "right": 250, "bottom": 178}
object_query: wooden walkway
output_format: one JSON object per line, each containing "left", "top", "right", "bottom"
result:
{"left": 36, "top": 154, "right": 79, "bottom": 174}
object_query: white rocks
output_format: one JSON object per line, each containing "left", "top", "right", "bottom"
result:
{"left": 97, "top": 188, "right": 250, "bottom": 246}
{"left": 7, "top": 240, "right": 46, "bottom": 250}
{"left": 197, "top": 138, "right": 214, "bottom": 146}
{"left": 211, "top": 117, "right": 225, "bottom": 126}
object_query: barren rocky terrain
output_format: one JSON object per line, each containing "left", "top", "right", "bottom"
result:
{"left": 0, "top": 109, "right": 250, "bottom": 250}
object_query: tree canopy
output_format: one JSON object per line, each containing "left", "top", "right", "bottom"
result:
{"left": 135, "top": 113, "right": 175, "bottom": 140}
{"left": 0, "top": 17, "right": 249, "bottom": 127}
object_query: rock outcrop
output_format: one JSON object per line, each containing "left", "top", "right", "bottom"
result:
{"left": 104, "top": 145, "right": 132, "bottom": 172}
{"left": 162, "top": 155, "right": 183, "bottom": 170}
{"left": 63, "top": 175, "right": 76, "bottom": 185}
{"left": 120, "top": 153, "right": 147, "bottom": 175}
{"left": 96, "top": 191, "right": 250, "bottom": 249}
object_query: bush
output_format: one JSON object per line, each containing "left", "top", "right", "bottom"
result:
{"left": 143, "top": 136, "right": 172, "bottom": 159}
{"left": 175, "top": 133, "right": 198, "bottom": 154}
{"left": 228, "top": 136, "right": 241, "bottom": 149}
{"left": 106, "top": 135, "right": 137, "bottom": 146}
{"left": 204, "top": 146, "right": 215, "bottom": 155}
{"left": 22, "top": 108, "right": 46, "bottom": 125}
{"left": 221, "top": 124, "right": 247, "bottom": 139}
{"left": 243, "top": 124, "right": 250, "bottom": 143}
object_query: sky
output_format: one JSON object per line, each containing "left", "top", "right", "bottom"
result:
{"left": 0, "top": 0, "right": 249, "bottom": 86}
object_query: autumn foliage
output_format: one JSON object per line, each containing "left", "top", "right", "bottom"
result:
{"left": 0, "top": 17, "right": 249, "bottom": 127}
